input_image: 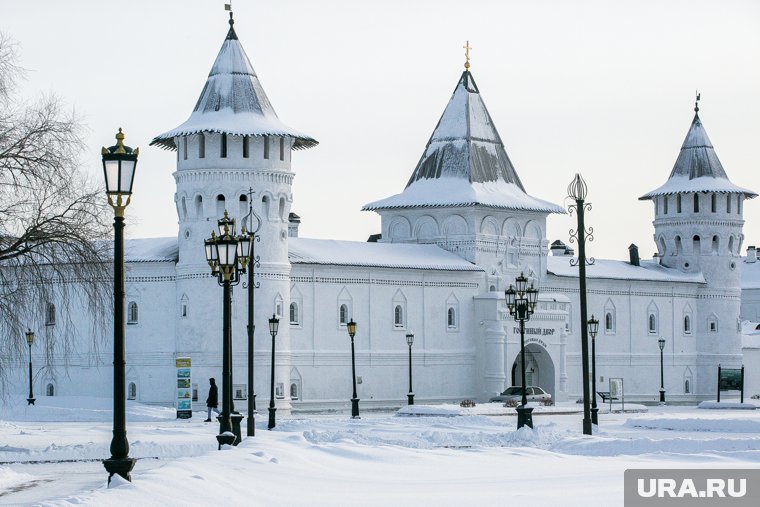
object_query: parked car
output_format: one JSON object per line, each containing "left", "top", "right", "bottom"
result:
{"left": 489, "top": 386, "right": 552, "bottom": 403}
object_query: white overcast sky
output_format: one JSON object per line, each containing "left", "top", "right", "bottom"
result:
{"left": 4, "top": 0, "right": 760, "bottom": 260}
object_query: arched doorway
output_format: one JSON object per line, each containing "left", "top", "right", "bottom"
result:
{"left": 510, "top": 343, "right": 556, "bottom": 399}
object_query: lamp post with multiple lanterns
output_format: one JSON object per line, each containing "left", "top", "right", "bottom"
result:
{"left": 25, "top": 330, "right": 35, "bottom": 406}
{"left": 101, "top": 128, "right": 138, "bottom": 483}
{"left": 347, "top": 319, "right": 360, "bottom": 418}
{"left": 658, "top": 337, "right": 666, "bottom": 404}
{"left": 505, "top": 273, "right": 538, "bottom": 430}
{"left": 588, "top": 315, "right": 600, "bottom": 426}
{"left": 568, "top": 173, "right": 594, "bottom": 436}
{"left": 267, "top": 315, "right": 279, "bottom": 430}
{"left": 204, "top": 212, "right": 252, "bottom": 447}
{"left": 242, "top": 189, "right": 262, "bottom": 437}
{"left": 405, "top": 332, "right": 415, "bottom": 405}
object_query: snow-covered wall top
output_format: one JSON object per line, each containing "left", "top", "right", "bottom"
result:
{"left": 151, "top": 18, "right": 317, "bottom": 151}
{"left": 288, "top": 238, "right": 483, "bottom": 271}
{"left": 547, "top": 256, "right": 705, "bottom": 283}
{"left": 640, "top": 110, "right": 756, "bottom": 200}
{"left": 742, "top": 256, "right": 760, "bottom": 289}
{"left": 363, "top": 71, "right": 562, "bottom": 214}
{"left": 125, "top": 237, "right": 178, "bottom": 263}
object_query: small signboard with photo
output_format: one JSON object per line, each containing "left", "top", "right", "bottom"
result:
{"left": 609, "top": 377, "right": 624, "bottom": 413}
{"left": 176, "top": 357, "right": 192, "bottom": 419}
{"left": 717, "top": 365, "right": 745, "bottom": 403}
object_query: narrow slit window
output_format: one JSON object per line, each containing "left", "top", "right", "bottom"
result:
{"left": 279, "top": 137, "right": 285, "bottom": 161}
{"left": 264, "top": 137, "right": 270, "bottom": 159}
{"left": 663, "top": 196, "right": 668, "bottom": 214}
{"left": 220, "top": 133, "right": 227, "bottom": 158}
{"left": 711, "top": 193, "right": 716, "bottom": 212}
{"left": 677, "top": 194, "right": 682, "bottom": 213}
{"left": 693, "top": 194, "right": 699, "bottom": 213}
{"left": 183, "top": 137, "right": 188, "bottom": 160}
{"left": 243, "top": 136, "right": 249, "bottom": 158}
{"left": 199, "top": 133, "right": 205, "bottom": 158}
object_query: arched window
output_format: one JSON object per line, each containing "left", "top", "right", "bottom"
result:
{"left": 262, "top": 195, "right": 270, "bottom": 220}
{"left": 692, "top": 235, "right": 701, "bottom": 254}
{"left": 290, "top": 383, "right": 299, "bottom": 400}
{"left": 684, "top": 379, "right": 690, "bottom": 394}
{"left": 447, "top": 307, "right": 456, "bottom": 328}
{"left": 198, "top": 133, "right": 205, "bottom": 158}
{"left": 676, "top": 194, "right": 682, "bottom": 213}
{"left": 195, "top": 195, "right": 203, "bottom": 218}
{"left": 181, "top": 294, "right": 189, "bottom": 318}
{"left": 711, "top": 193, "right": 716, "bottom": 213}
{"left": 46, "top": 383, "right": 55, "bottom": 396}
{"left": 712, "top": 235, "right": 719, "bottom": 254}
{"left": 605, "top": 312, "right": 613, "bottom": 332}
{"left": 181, "top": 196, "right": 188, "bottom": 219}
{"left": 289, "top": 302, "right": 299, "bottom": 325}
{"left": 394, "top": 305, "right": 404, "bottom": 327}
{"left": 489, "top": 285, "right": 496, "bottom": 292}
{"left": 684, "top": 315, "right": 691, "bottom": 334}
{"left": 216, "top": 194, "right": 226, "bottom": 217}
{"left": 239, "top": 194, "right": 248, "bottom": 217}
{"left": 675, "top": 236, "right": 682, "bottom": 255}
{"left": 648, "top": 314, "right": 657, "bottom": 334}
{"left": 728, "top": 236, "right": 735, "bottom": 254}
{"left": 279, "top": 197, "right": 286, "bottom": 220}
{"left": 45, "top": 303, "right": 56, "bottom": 326}
{"left": 693, "top": 193, "right": 699, "bottom": 212}
{"left": 339, "top": 304, "right": 348, "bottom": 325}
{"left": 127, "top": 301, "right": 138, "bottom": 324}
{"left": 128, "top": 382, "right": 137, "bottom": 400}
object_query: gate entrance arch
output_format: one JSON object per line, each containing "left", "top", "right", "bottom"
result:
{"left": 510, "top": 342, "right": 556, "bottom": 400}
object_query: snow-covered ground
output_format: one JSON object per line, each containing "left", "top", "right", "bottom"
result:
{"left": 1, "top": 396, "right": 759, "bottom": 506}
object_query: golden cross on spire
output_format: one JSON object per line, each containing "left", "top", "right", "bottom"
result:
{"left": 464, "top": 40, "right": 472, "bottom": 70}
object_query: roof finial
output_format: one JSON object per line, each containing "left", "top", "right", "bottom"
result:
{"left": 463, "top": 40, "right": 472, "bottom": 70}
{"left": 695, "top": 90, "right": 701, "bottom": 113}
{"left": 225, "top": 2, "right": 234, "bottom": 26}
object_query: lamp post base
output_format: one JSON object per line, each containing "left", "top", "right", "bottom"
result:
{"left": 103, "top": 457, "right": 136, "bottom": 485}
{"left": 591, "top": 406, "right": 599, "bottom": 426}
{"left": 231, "top": 412, "right": 243, "bottom": 445}
{"left": 516, "top": 405, "right": 533, "bottom": 429}
{"left": 583, "top": 418, "right": 592, "bottom": 435}
{"left": 27, "top": 398, "right": 35, "bottom": 406}
{"left": 216, "top": 432, "right": 237, "bottom": 449}
{"left": 407, "top": 393, "right": 415, "bottom": 405}
{"left": 659, "top": 389, "right": 666, "bottom": 405}
{"left": 351, "top": 397, "right": 360, "bottom": 419}
{"left": 268, "top": 406, "right": 277, "bottom": 430}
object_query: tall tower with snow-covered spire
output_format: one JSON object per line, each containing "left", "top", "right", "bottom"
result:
{"left": 150, "top": 13, "right": 317, "bottom": 413}
{"left": 640, "top": 97, "right": 755, "bottom": 393}
{"left": 363, "top": 66, "right": 563, "bottom": 290}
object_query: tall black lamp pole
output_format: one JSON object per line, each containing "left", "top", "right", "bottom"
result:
{"left": 25, "top": 330, "right": 35, "bottom": 405}
{"left": 204, "top": 212, "right": 251, "bottom": 447}
{"left": 568, "top": 173, "right": 594, "bottom": 436}
{"left": 243, "top": 188, "right": 261, "bottom": 437}
{"left": 588, "top": 316, "right": 600, "bottom": 426}
{"left": 505, "top": 273, "right": 538, "bottom": 429}
{"left": 405, "top": 332, "right": 414, "bottom": 405}
{"left": 267, "top": 315, "right": 279, "bottom": 429}
{"left": 347, "top": 319, "right": 360, "bottom": 418}
{"left": 101, "top": 128, "right": 138, "bottom": 483}
{"left": 658, "top": 338, "right": 666, "bottom": 404}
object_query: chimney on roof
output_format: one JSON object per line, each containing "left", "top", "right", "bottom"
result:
{"left": 747, "top": 245, "right": 757, "bottom": 263}
{"left": 288, "top": 212, "right": 300, "bottom": 238}
{"left": 628, "top": 244, "right": 640, "bottom": 266}
{"left": 367, "top": 233, "right": 381, "bottom": 243}
{"left": 551, "top": 240, "right": 567, "bottom": 256}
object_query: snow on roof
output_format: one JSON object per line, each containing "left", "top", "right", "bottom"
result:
{"left": 547, "top": 256, "right": 705, "bottom": 283}
{"left": 125, "top": 237, "right": 178, "bottom": 263}
{"left": 363, "top": 70, "right": 562, "bottom": 214}
{"left": 741, "top": 320, "right": 760, "bottom": 349}
{"left": 640, "top": 108, "right": 756, "bottom": 200}
{"left": 741, "top": 257, "right": 760, "bottom": 289}
{"left": 151, "top": 17, "right": 316, "bottom": 151}
{"left": 288, "top": 238, "right": 483, "bottom": 271}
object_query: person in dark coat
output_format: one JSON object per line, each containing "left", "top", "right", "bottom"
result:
{"left": 205, "top": 377, "right": 220, "bottom": 422}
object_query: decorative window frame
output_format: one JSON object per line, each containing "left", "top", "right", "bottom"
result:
{"left": 647, "top": 301, "right": 659, "bottom": 335}
{"left": 682, "top": 304, "right": 693, "bottom": 335}
{"left": 45, "top": 303, "right": 56, "bottom": 326}
{"left": 446, "top": 292, "right": 459, "bottom": 332}
{"left": 603, "top": 298, "right": 616, "bottom": 335}
{"left": 392, "top": 289, "right": 407, "bottom": 330}
{"left": 289, "top": 302, "right": 300, "bottom": 326}
{"left": 337, "top": 287, "right": 353, "bottom": 329}
{"left": 708, "top": 314, "right": 719, "bottom": 333}
{"left": 127, "top": 301, "right": 139, "bottom": 325}
{"left": 180, "top": 294, "right": 189, "bottom": 318}
{"left": 274, "top": 293, "right": 284, "bottom": 320}
{"left": 290, "top": 284, "right": 303, "bottom": 327}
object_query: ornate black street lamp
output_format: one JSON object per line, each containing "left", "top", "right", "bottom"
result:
{"left": 405, "top": 332, "right": 414, "bottom": 405}
{"left": 347, "top": 319, "right": 360, "bottom": 418}
{"left": 588, "top": 315, "right": 600, "bottom": 426}
{"left": 267, "top": 315, "right": 279, "bottom": 430}
{"left": 505, "top": 273, "right": 538, "bottom": 429}
{"left": 658, "top": 337, "right": 666, "bottom": 404}
{"left": 101, "top": 128, "right": 138, "bottom": 483}
{"left": 204, "top": 212, "right": 251, "bottom": 447}
{"left": 25, "top": 329, "right": 35, "bottom": 405}
{"left": 242, "top": 188, "right": 261, "bottom": 437}
{"left": 568, "top": 173, "right": 594, "bottom": 436}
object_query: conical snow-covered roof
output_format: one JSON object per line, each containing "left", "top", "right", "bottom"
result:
{"left": 151, "top": 16, "right": 317, "bottom": 151}
{"left": 640, "top": 103, "right": 755, "bottom": 200}
{"left": 363, "top": 70, "right": 562, "bottom": 213}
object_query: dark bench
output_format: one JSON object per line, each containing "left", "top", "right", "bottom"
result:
{"left": 597, "top": 391, "right": 618, "bottom": 402}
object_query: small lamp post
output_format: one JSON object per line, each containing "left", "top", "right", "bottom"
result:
{"left": 505, "top": 273, "right": 539, "bottom": 429}
{"left": 588, "top": 315, "right": 600, "bottom": 426}
{"left": 242, "top": 188, "right": 261, "bottom": 437}
{"left": 347, "top": 319, "right": 360, "bottom": 418}
{"left": 658, "top": 338, "right": 666, "bottom": 404}
{"left": 204, "top": 211, "right": 251, "bottom": 447}
{"left": 405, "top": 332, "right": 414, "bottom": 405}
{"left": 101, "top": 128, "right": 138, "bottom": 483}
{"left": 25, "top": 329, "right": 35, "bottom": 405}
{"left": 267, "top": 315, "right": 279, "bottom": 430}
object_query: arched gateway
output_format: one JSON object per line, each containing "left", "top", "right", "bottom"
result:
{"left": 510, "top": 342, "right": 556, "bottom": 400}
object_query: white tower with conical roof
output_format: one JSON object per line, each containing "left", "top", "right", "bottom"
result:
{"left": 640, "top": 97, "right": 755, "bottom": 394}
{"left": 150, "top": 13, "right": 317, "bottom": 414}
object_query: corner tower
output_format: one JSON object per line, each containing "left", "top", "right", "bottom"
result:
{"left": 363, "top": 66, "right": 562, "bottom": 289}
{"left": 150, "top": 13, "right": 317, "bottom": 412}
{"left": 640, "top": 96, "right": 755, "bottom": 393}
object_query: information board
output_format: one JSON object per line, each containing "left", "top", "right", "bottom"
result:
{"left": 717, "top": 365, "right": 745, "bottom": 403}
{"left": 176, "top": 357, "right": 192, "bottom": 419}
{"left": 609, "top": 377, "right": 624, "bottom": 412}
